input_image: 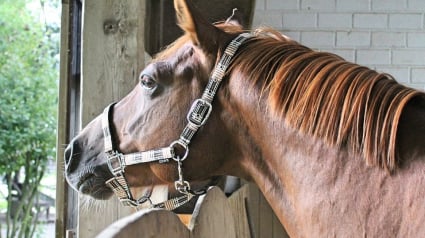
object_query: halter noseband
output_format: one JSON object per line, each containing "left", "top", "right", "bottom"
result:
{"left": 102, "top": 33, "right": 251, "bottom": 210}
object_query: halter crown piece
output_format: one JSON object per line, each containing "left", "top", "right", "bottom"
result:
{"left": 102, "top": 33, "right": 251, "bottom": 210}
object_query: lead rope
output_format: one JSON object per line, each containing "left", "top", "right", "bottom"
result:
{"left": 103, "top": 33, "right": 252, "bottom": 210}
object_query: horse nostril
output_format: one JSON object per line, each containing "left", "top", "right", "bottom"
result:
{"left": 64, "top": 139, "right": 82, "bottom": 172}
{"left": 64, "top": 144, "right": 73, "bottom": 166}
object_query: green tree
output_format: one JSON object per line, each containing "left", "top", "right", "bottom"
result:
{"left": 0, "top": 0, "right": 59, "bottom": 237}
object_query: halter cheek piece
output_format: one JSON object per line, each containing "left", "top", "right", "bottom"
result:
{"left": 102, "top": 33, "right": 251, "bottom": 210}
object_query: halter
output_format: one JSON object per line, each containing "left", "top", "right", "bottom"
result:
{"left": 102, "top": 33, "right": 251, "bottom": 210}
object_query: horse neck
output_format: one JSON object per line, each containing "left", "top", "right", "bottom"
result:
{"left": 225, "top": 73, "right": 425, "bottom": 236}
{"left": 224, "top": 72, "right": 346, "bottom": 233}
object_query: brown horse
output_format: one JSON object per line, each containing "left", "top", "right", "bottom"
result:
{"left": 65, "top": 0, "right": 425, "bottom": 236}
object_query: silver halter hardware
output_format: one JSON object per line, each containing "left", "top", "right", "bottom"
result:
{"left": 102, "top": 33, "right": 251, "bottom": 210}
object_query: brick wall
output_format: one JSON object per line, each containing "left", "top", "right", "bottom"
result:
{"left": 252, "top": 0, "right": 425, "bottom": 90}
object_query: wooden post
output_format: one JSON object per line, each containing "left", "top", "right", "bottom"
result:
{"left": 56, "top": 0, "right": 70, "bottom": 236}
{"left": 78, "top": 0, "right": 146, "bottom": 236}
{"left": 57, "top": 0, "right": 78, "bottom": 237}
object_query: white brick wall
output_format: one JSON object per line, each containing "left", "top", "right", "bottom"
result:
{"left": 252, "top": 0, "right": 425, "bottom": 90}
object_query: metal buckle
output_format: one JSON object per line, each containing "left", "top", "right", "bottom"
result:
{"left": 119, "top": 198, "right": 139, "bottom": 207}
{"left": 175, "top": 180, "right": 191, "bottom": 194}
{"left": 107, "top": 152, "right": 125, "bottom": 176}
{"left": 173, "top": 158, "right": 191, "bottom": 194}
{"left": 187, "top": 99, "right": 212, "bottom": 127}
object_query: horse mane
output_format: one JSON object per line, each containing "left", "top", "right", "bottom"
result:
{"left": 229, "top": 28, "right": 425, "bottom": 171}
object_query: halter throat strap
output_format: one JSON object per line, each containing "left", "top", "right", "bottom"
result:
{"left": 102, "top": 33, "right": 251, "bottom": 210}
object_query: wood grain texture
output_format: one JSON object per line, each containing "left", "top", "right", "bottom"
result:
{"left": 98, "top": 185, "right": 288, "bottom": 238}
{"left": 79, "top": 0, "right": 145, "bottom": 237}
{"left": 96, "top": 209, "right": 190, "bottom": 238}
{"left": 56, "top": 2, "right": 70, "bottom": 237}
{"left": 81, "top": 0, "right": 145, "bottom": 124}
{"left": 190, "top": 187, "right": 237, "bottom": 238}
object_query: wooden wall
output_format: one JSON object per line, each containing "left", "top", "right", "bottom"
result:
{"left": 79, "top": 0, "right": 146, "bottom": 237}
{"left": 97, "top": 184, "right": 289, "bottom": 238}
{"left": 56, "top": 1, "right": 69, "bottom": 236}
{"left": 57, "top": 0, "right": 80, "bottom": 237}
{"left": 57, "top": 0, "right": 146, "bottom": 237}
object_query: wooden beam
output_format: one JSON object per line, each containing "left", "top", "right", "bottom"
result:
{"left": 56, "top": 1, "right": 71, "bottom": 237}
{"left": 79, "top": 0, "right": 146, "bottom": 236}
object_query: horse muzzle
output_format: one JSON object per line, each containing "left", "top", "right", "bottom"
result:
{"left": 64, "top": 138, "right": 114, "bottom": 199}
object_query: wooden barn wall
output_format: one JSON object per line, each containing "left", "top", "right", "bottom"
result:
{"left": 57, "top": 0, "right": 81, "bottom": 237}
{"left": 56, "top": 1, "right": 71, "bottom": 237}
{"left": 55, "top": 0, "right": 146, "bottom": 237}
{"left": 78, "top": 0, "right": 146, "bottom": 237}
{"left": 97, "top": 185, "right": 289, "bottom": 238}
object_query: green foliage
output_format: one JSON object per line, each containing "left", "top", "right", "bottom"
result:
{"left": 0, "top": 0, "right": 59, "bottom": 237}
{"left": 0, "top": 0, "right": 58, "bottom": 168}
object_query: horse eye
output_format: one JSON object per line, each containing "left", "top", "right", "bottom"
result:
{"left": 140, "top": 74, "right": 157, "bottom": 90}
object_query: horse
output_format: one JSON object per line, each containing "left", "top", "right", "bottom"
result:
{"left": 65, "top": 0, "right": 425, "bottom": 236}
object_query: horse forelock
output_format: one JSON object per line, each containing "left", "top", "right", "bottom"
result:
{"left": 229, "top": 28, "right": 425, "bottom": 171}
{"left": 153, "top": 35, "right": 192, "bottom": 63}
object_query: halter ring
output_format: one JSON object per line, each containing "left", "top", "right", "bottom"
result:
{"left": 170, "top": 140, "right": 189, "bottom": 161}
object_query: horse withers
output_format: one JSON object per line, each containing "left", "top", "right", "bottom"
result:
{"left": 65, "top": 0, "right": 425, "bottom": 236}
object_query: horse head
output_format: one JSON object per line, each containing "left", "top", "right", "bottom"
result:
{"left": 65, "top": 0, "right": 249, "bottom": 205}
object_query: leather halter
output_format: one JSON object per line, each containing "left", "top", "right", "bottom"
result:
{"left": 102, "top": 33, "right": 251, "bottom": 210}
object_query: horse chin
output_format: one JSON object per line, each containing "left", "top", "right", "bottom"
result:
{"left": 78, "top": 175, "right": 114, "bottom": 200}
{"left": 66, "top": 165, "right": 114, "bottom": 200}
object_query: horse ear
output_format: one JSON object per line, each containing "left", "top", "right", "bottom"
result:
{"left": 174, "top": 0, "right": 223, "bottom": 55}
{"left": 225, "top": 8, "right": 244, "bottom": 27}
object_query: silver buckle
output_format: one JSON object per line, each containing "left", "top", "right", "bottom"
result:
{"left": 119, "top": 198, "right": 140, "bottom": 207}
{"left": 107, "top": 152, "right": 125, "bottom": 176}
{"left": 187, "top": 98, "right": 212, "bottom": 126}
